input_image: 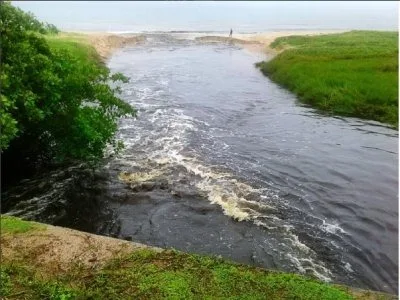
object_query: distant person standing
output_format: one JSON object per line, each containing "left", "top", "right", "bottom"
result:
{"left": 229, "top": 28, "right": 233, "bottom": 38}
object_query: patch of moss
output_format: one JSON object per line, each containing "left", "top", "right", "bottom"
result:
{"left": 0, "top": 215, "right": 45, "bottom": 235}
{"left": 1, "top": 264, "right": 77, "bottom": 300}
{"left": 0, "top": 267, "right": 13, "bottom": 297}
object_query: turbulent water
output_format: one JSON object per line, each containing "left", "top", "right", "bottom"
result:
{"left": 3, "top": 34, "right": 398, "bottom": 293}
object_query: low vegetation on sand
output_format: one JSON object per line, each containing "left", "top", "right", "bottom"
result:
{"left": 256, "top": 31, "right": 398, "bottom": 127}
{"left": 1, "top": 216, "right": 394, "bottom": 300}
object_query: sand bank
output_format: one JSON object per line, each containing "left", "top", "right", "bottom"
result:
{"left": 193, "top": 30, "right": 346, "bottom": 55}
{"left": 64, "top": 29, "right": 347, "bottom": 59}
{"left": 57, "top": 32, "right": 146, "bottom": 61}
{"left": 87, "top": 33, "right": 146, "bottom": 60}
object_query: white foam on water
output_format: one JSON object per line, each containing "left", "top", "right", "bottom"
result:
{"left": 253, "top": 219, "right": 278, "bottom": 230}
{"left": 158, "top": 79, "right": 169, "bottom": 86}
{"left": 286, "top": 234, "right": 311, "bottom": 254}
{"left": 321, "top": 220, "right": 347, "bottom": 234}
{"left": 114, "top": 70, "right": 334, "bottom": 284}
{"left": 145, "top": 138, "right": 333, "bottom": 282}
{"left": 344, "top": 262, "right": 354, "bottom": 273}
{"left": 286, "top": 253, "right": 332, "bottom": 282}
{"left": 200, "top": 184, "right": 250, "bottom": 221}
{"left": 279, "top": 225, "right": 333, "bottom": 281}
{"left": 286, "top": 254, "right": 306, "bottom": 274}
{"left": 330, "top": 240, "right": 342, "bottom": 250}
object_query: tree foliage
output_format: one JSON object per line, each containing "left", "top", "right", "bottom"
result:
{"left": 0, "top": 2, "right": 135, "bottom": 167}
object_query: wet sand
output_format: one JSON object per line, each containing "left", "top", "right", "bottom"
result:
{"left": 191, "top": 30, "right": 346, "bottom": 55}
{"left": 64, "top": 30, "right": 347, "bottom": 59}
{"left": 86, "top": 33, "right": 146, "bottom": 60}
{"left": 235, "top": 30, "right": 346, "bottom": 54}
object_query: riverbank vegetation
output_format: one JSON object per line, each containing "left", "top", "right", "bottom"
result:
{"left": 1, "top": 216, "right": 375, "bottom": 300}
{"left": 256, "top": 31, "right": 398, "bottom": 127}
{"left": 0, "top": 2, "right": 135, "bottom": 186}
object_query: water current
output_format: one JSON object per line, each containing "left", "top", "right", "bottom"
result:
{"left": 3, "top": 34, "right": 398, "bottom": 294}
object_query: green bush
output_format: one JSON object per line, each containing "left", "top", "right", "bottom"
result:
{"left": 0, "top": 2, "right": 135, "bottom": 165}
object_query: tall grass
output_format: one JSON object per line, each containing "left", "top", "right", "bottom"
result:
{"left": 256, "top": 31, "right": 398, "bottom": 127}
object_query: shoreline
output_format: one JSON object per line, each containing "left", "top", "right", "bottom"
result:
{"left": 54, "top": 32, "right": 146, "bottom": 61}
{"left": 1, "top": 215, "right": 395, "bottom": 299}
{"left": 61, "top": 29, "right": 348, "bottom": 60}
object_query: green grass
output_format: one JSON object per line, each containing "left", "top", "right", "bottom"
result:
{"left": 1, "top": 217, "right": 392, "bottom": 299}
{"left": 45, "top": 33, "right": 103, "bottom": 66}
{"left": 1, "top": 249, "right": 355, "bottom": 300}
{"left": 256, "top": 30, "right": 398, "bottom": 127}
{"left": 0, "top": 215, "right": 45, "bottom": 234}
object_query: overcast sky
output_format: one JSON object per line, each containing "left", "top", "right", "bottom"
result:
{"left": 12, "top": 1, "right": 399, "bottom": 32}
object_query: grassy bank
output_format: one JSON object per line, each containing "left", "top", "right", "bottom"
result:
{"left": 256, "top": 31, "right": 398, "bottom": 127}
{"left": 46, "top": 31, "right": 146, "bottom": 61}
{"left": 1, "top": 216, "right": 394, "bottom": 300}
{"left": 45, "top": 33, "right": 102, "bottom": 65}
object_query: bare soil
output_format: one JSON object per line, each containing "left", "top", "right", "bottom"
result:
{"left": 1, "top": 224, "right": 160, "bottom": 275}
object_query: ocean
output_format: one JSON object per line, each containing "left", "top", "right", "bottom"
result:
{"left": 12, "top": 1, "right": 399, "bottom": 33}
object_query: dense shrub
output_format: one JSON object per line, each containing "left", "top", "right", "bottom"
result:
{"left": 0, "top": 2, "right": 135, "bottom": 170}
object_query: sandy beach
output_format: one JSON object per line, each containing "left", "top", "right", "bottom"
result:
{"left": 63, "top": 30, "right": 347, "bottom": 60}
{"left": 87, "top": 33, "right": 147, "bottom": 60}
{"left": 191, "top": 30, "right": 346, "bottom": 55}
{"left": 234, "top": 30, "right": 345, "bottom": 53}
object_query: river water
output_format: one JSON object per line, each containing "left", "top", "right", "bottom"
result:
{"left": 3, "top": 34, "right": 398, "bottom": 293}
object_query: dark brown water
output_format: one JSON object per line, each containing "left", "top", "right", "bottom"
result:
{"left": 3, "top": 34, "right": 398, "bottom": 294}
